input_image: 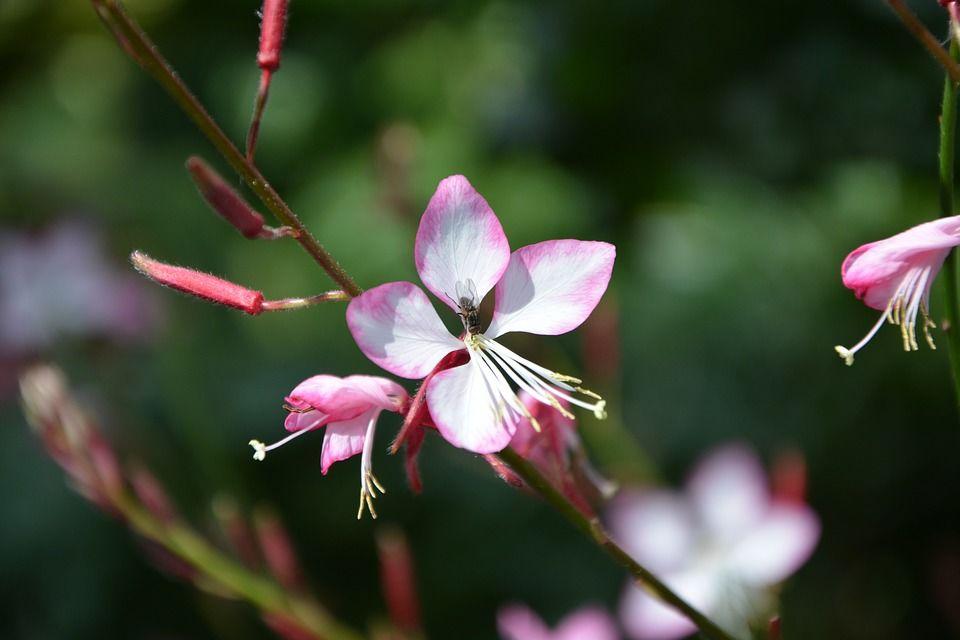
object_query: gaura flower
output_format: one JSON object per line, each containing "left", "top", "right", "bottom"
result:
{"left": 346, "top": 175, "right": 615, "bottom": 454}
{"left": 834, "top": 216, "right": 960, "bottom": 365}
{"left": 248, "top": 374, "right": 408, "bottom": 519}
{"left": 497, "top": 603, "right": 619, "bottom": 640}
{"left": 609, "top": 444, "right": 820, "bottom": 640}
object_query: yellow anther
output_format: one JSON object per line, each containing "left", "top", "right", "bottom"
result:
{"left": 529, "top": 416, "right": 542, "bottom": 433}
{"left": 576, "top": 386, "right": 602, "bottom": 400}
{"left": 550, "top": 372, "right": 582, "bottom": 384}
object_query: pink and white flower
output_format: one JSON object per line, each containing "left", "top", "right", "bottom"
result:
{"left": 835, "top": 216, "right": 960, "bottom": 365}
{"left": 609, "top": 445, "right": 820, "bottom": 640}
{"left": 248, "top": 374, "right": 408, "bottom": 519}
{"left": 346, "top": 175, "right": 615, "bottom": 454}
{"left": 498, "top": 603, "right": 619, "bottom": 640}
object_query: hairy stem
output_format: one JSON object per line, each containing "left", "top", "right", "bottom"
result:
{"left": 497, "top": 448, "right": 739, "bottom": 640}
{"left": 90, "top": 0, "right": 361, "bottom": 297}
{"left": 886, "top": 0, "right": 960, "bottom": 83}
{"left": 939, "top": 35, "right": 960, "bottom": 414}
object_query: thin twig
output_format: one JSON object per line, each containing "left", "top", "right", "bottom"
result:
{"left": 90, "top": 0, "right": 362, "bottom": 297}
{"left": 886, "top": 0, "right": 960, "bottom": 83}
{"left": 498, "top": 448, "right": 740, "bottom": 640}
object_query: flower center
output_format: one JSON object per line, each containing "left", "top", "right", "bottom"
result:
{"left": 834, "top": 265, "right": 937, "bottom": 365}
{"left": 465, "top": 333, "right": 607, "bottom": 432}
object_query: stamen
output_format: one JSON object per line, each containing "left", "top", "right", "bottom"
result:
{"left": 472, "top": 334, "right": 606, "bottom": 423}
{"left": 834, "top": 307, "right": 891, "bottom": 366}
{"left": 248, "top": 427, "right": 315, "bottom": 461}
{"left": 357, "top": 410, "right": 386, "bottom": 520}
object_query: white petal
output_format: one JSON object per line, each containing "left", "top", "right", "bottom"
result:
{"left": 346, "top": 281, "right": 463, "bottom": 379}
{"left": 726, "top": 504, "right": 820, "bottom": 586}
{"left": 426, "top": 357, "right": 516, "bottom": 454}
{"left": 607, "top": 490, "right": 695, "bottom": 574}
{"left": 687, "top": 444, "right": 770, "bottom": 545}
{"left": 486, "top": 240, "right": 615, "bottom": 338}
{"left": 414, "top": 175, "right": 511, "bottom": 312}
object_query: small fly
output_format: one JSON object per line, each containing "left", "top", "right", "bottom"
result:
{"left": 451, "top": 279, "right": 482, "bottom": 335}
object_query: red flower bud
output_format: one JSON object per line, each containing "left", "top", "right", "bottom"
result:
{"left": 186, "top": 156, "right": 265, "bottom": 238}
{"left": 253, "top": 508, "right": 304, "bottom": 592}
{"left": 257, "top": 0, "right": 288, "bottom": 74}
{"left": 131, "top": 251, "right": 263, "bottom": 315}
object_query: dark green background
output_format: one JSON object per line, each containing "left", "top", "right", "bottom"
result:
{"left": 2, "top": 1, "right": 959, "bottom": 638}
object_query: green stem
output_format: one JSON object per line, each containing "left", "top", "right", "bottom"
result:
{"left": 497, "top": 448, "right": 739, "bottom": 640}
{"left": 114, "top": 491, "right": 365, "bottom": 640}
{"left": 90, "top": 0, "right": 362, "bottom": 298}
{"left": 940, "top": 36, "right": 960, "bottom": 414}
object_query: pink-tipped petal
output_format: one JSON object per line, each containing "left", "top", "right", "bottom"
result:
{"left": 487, "top": 240, "right": 615, "bottom": 338}
{"left": 620, "top": 572, "right": 713, "bottom": 640}
{"left": 555, "top": 606, "right": 620, "bottom": 640}
{"left": 687, "top": 444, "right": 769, "bottom": 545}
{"left": 842, "top": 216, "right": 960, "bottom": 310}
{"left": 320, "top": 409, "right": 376, "bottom": 474}
{"left": 414, "top": 175, "right": 511, "bottom": 311}
{"left": 426, "top": 357, "right": 516, "bottom": 454}
{"left": 727, "top": 504, "right": 821, "bottom": 586}
{"left": 497, "top": 604, "right": 552, "bottom": 640}
{"left": 347, "top": 282, "right": 462, "bottom": 379}
{"left": 607, "top": 490, "right": 695, "bottom": 574}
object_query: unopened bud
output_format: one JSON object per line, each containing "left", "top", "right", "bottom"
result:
{"left": 376, "top": 527, "right": 422, "bottom": 633}
{"left": 253, "top": 508, "right": 304, "bottom": 591}
{"left": 257, "top": 0, "right": 288, "bottom": 73}
{"left": 130, "top": 464, "right": 179, "bottom": 524}
{"left": 131, "top": 251, "right": 264, "bottom": 315}
{"left": 186, "top": 157, "right": 265, "bottom": 238}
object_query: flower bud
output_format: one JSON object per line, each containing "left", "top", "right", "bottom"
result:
{"left": 253, "top": 507, "right": 304, "bottom": 591}
{"left": 186, "top": 156, "right": 265, "bottom": 238}
{"left": 257, "top": 0, "right": 288, "bottom": 73}
{"left": 130, "top": 464, "right": 179, "bottom": 524}
{"left": 131, "top": 251, "right": 264, "bottom": 315}
{"left": 376, "top": 527, "right": 421, "bottom": 633}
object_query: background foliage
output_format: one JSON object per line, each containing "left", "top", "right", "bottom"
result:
{"left": 2, "top": 1, "right": 959, "bottom": 638}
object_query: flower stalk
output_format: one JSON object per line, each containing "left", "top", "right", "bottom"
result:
{"left": 90, "top": 0, "right": 361, "bottom": 297}
{"left": 20, "top": 365, "right": 364, "bottom": 640}
{"left": 497, "top": 447, "right": 739, "bottom": 640}
{"left": 886, "top": 0, "right": 960, "bottom": 83}
{"left": 939, "top": 35, "right": 960, "bottom": 413}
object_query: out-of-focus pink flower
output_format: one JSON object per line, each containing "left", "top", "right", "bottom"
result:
{"left": 347, "top": 174, "right": 614, "bottom": 454}
{"left": 249, "top": 375, "right": 408, "bottom": 519}
{"left": 0, "top": 220, "right": 154, "bottom": 356}
{"left": 609, "top": 444, "right": 820, "bottom": 640}
{"left": 497, "top": 604, "right": 619, "bottom": 640}
{"left": 835, "top": 216, "right": 960, "bottom": 365}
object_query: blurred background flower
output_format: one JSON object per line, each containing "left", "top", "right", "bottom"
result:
{"left": 3, "top": 1, "right": 960, "bottom": 639}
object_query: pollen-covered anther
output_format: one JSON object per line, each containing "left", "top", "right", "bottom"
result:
{"left": 550, "top": 372, "right": 582, "bottom": 385}
{"left": 358, "top": 469, "right": 386, "bottom": 520}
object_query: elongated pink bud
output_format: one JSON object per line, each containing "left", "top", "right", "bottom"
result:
{"left": 257, "top": 0, "right": 288, "bottom": 73}
{"left": 130, "top": 464, "right": 179, "bottom": 524}
{"left": 253, "top": 508, "right": 304, "bottom": 592}
{"left": 376, "top": 528, "right": 422, "bottom": 633}
{"left": 186, "top": 157, "right": 265, "bottom": 238}
{"left": 131, "top": 251, "right": 263, "bottom": 315}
